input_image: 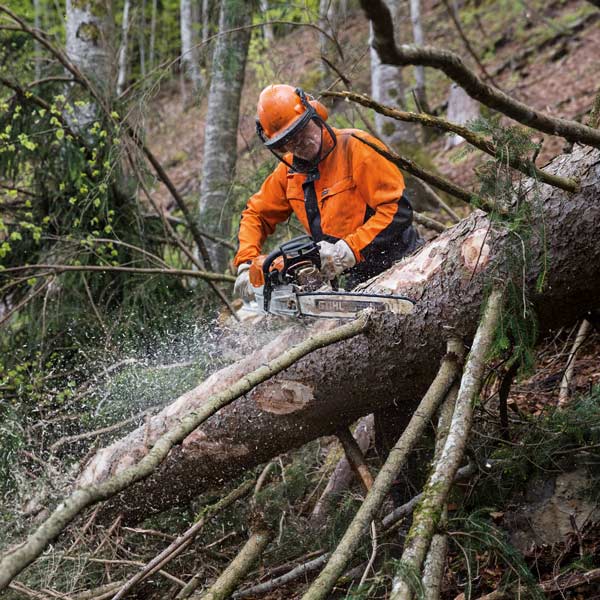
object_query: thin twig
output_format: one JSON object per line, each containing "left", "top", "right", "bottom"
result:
{"left": 112, "top": 478, "right": 255, "bottom": 599}
{"left": 0, "top": 263, "right": 234, "bottom": 282}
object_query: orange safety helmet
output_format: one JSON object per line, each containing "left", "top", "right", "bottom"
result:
{"left": 256, "top": 85, "right": 329, "bottom": 150}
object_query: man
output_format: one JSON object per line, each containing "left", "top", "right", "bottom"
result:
{"left": 234, "top": 84, "right": 419, "bottom": 300}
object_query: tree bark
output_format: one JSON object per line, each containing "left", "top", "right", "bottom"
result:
{"left": 79, "top": 146, "right": 600, "bottom": 524}
{"left": 180, "top": 0, "right": 202, "bottom": 91}
{"left": 409, "top": 0, "right": 429, "bottom": 113}
{"left": 65, "top": 0, "right": 115, "bottom": 125}
{"left": 369, "top": 1, "right": 416, "bottom": 149}
{"left": 116, "top": 0, "right": 130, "bottom": 95}
{"left": 198, "top": 0, "right": 252, "bottom": 271}
{"left": 65, "top": 0, "right": 115, "bottom": 97}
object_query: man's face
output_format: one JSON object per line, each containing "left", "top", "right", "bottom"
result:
{"left": 280, "top": 119, "right": 322, "bottom": 162}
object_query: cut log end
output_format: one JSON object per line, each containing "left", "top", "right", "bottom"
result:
{"left": 251, "top": 380, "right": 315, "bottom": 414}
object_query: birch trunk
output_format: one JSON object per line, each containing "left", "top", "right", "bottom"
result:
{"left": 116, "top": 0, "right": 130, "bottom": 95}
{"left": 370, "top": 1, "right": 416, "bottom": 148}
{"left": 198, "top": 0, "right": 252, "bottom": 271}
{"left": 149, "top": 0, "right": 157, "bottom": 72}
{"left": 139, "top": 0, "right": 147, "bottom": 79}
{"left": 409, "top": 0, "right": 429, "bottom": 112}
{"left": 78, "top": 146, "right": 600, "bottom": 524}
{"left": 180, "top": 0, "right": 202, "bottom": 91}
{"left": 65, "top": 0, "right": 115, "bottom": 97}
{"left": 259, "top": 0, "right": 274, "bottom": 42}
{"left": 33, "top": 0, "right": 42, "bottom": 80}
{"left": 202, "top": 0, "right": 211, "bottom": 43}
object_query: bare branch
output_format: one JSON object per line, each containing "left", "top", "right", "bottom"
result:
{"left": 0, "top": 263, "right": 235, "bottom": 283}
{"left": 112, "top": 479, "right": 254, "bottom": 599}
{"left": 390, "top": 289, "right": 504, "bottom": 600}
{"left": 360, "top": 0, "right": 600, "bottom": 149}
{"left": 183, "top": 529, "right": 272, "bottom": 600}
{"left": 326, "top": 91, "right": 580, "bottom": 193}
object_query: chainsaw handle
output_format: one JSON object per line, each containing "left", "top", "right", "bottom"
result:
{"left": 261, "top": 247, "right": 284, "bottom": 312}
{"left": 262, "top": 246, "right": 284, "bottom": 280}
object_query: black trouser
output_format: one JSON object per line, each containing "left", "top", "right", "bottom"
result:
{"left": 345, "top": 224, "right": 421, "bottom": 289}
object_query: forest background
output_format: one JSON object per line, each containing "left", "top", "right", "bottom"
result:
{"left": 1, "top": 0, "right": 600, "bottom": 599}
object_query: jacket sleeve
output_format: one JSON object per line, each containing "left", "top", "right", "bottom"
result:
{"left": 234, "top": 164, "right": 293, "bottom": 267}
{"left": 342, "top": 133, "right": 409, "bottom": 262}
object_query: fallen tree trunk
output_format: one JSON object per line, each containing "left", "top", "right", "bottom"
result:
{"left": 79, "top": 145, "right": 600, "bottom": 523}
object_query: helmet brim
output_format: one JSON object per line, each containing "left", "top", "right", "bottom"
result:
{"left": 261, "top": 105, "right": 315, "bottom": 149}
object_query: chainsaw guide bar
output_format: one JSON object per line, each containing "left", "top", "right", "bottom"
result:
{"left": 243, "top": 235, "right": 415, "bottom": 320}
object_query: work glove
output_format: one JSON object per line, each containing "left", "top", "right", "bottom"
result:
{"left": 233, "top": 262, "right": 255, "bottom": 303}
{"left": 317, "top": 240, "right": 356, "bottom": 281}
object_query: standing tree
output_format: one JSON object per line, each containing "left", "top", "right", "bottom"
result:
{"left": 180, "top": 0, "right": 203, "bottom": 92}
{"left": 369, "top": 1, "right": 416, "bottom": 148}
{"left": 65, "top": 0, "right": 115, "bottom": 99}
{"left": 198, "top": 0, "right": 252, "bottom": 271}
{"left": 409, "top": 0, "right": 430, "bottom": 113}
{"left": 116, "top": 0, "right": 131, "bottom": 95}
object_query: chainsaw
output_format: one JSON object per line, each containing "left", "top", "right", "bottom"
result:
{"left": 244, "top": 235, "right": 414, "bottom": 319}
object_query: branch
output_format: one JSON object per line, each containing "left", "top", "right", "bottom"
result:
{"left": 142, "top": 213, "right": 237, "bottom": 250}
{"left": 326, "top": 91, "right": 579, "bottom": 193}
{"left": 183, "top": 529, "right": 272, "bottom": 600}
{"left": 236, "top": 462, "right": 482, "bottom": 599}
{"left": 50, "top": 406, "right": 159, "bottom": 454}
{"left": 126, "top": 129, "right": 215, "bottom": 271}
{"left": 351, "top": 133, "right": 487, "bottom": 210}
{"left": 558, "top": 319, "right": 591, "bottom": 407}
{"left": 336, "top": 427, "right": 374, "bottom": 492}
{"left": 0, "top": 263, "right": 235, "bottom": 283}
{"left": 300, "top": 337, "right": 464, "bottom": 600}
{"left": 420, "top": 384, "right": 458, "bottom": 600}
{"left": 390, "top": 288, "right": 504, "bottom": 600}
{"left": 0, "top": 278, "right": 51, "bottom": 327}
{"left": 235, "top": 553, "right": 331, "bottom": 599}
{"left": 125, "top": 147, "right": 239, "bottom": 319}
{"left": 0, "top": 313, "right": 371, "bottom": 590}
{"left": 112, "top": 479, "right": 254, "bottom": 599}
{"left": 360, "top": 0, "right": 600, "bottom": 149}
{"left": 413, "top": 212, "right": 446, "bottom": 234}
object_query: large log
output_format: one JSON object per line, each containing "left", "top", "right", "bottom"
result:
{"left": 80, "top": 146, "right": 600, "bottom": 523}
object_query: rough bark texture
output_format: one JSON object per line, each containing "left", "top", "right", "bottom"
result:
{"left": 80, "top": 146, "right": 600, "bottom": 523}
{"left": 369, "top": 2, "right": 416, "bottom": 149}
{"left": 65, "top": 0, "right": 115, "bottom": 97}
{"left": 198, "top": 0, "right": 251, "bottom": 271}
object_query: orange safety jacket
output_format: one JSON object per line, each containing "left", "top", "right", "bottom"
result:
{"left": 234, "top": 128, "right": 416, "bottom": 279}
